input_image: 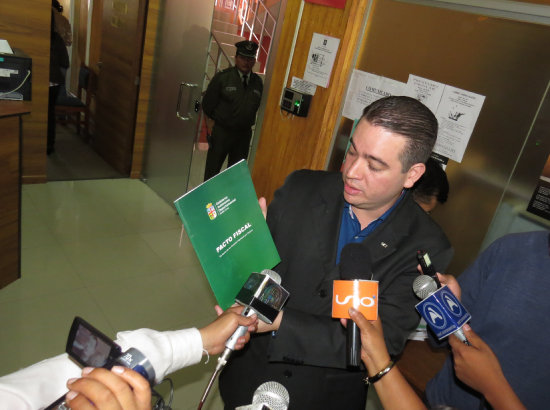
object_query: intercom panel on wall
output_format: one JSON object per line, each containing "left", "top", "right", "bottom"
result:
{"left": 280, "top": 87, "right": 312, "bottom": 117}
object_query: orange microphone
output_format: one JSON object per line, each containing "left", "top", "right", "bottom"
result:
{"left": 332, "top": 279, "right": 379, "bottom": 320}
{"left": 334, "top": 244, "right": 379, "bottom": 368}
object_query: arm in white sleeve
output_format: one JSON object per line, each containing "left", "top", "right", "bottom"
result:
{"left": 0, "top": 353, "right": 81, "bottom": 410}
{"left": 115, "top": 327, "right": 204, "bottom": 383}
{"left": 0, "top": 327, "right": 204, "bottom": 408}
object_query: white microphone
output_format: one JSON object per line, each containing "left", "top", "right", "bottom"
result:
{"left": 197, "top": 270, "right": 289, "bottom": 409}
{"left": 413, "top": 275, "right": 470, "bottom": 345}
{"left": 222, "top": 269, "right": 289, "bottom": 359}
{"left": 235, "top": 381, "right": 290, "bottom": 410}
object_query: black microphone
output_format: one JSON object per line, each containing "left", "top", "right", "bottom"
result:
{"left": 412, "top": 275, "right": 470, "bottom": 345}
{"left": 339, "top": 243, "right": 373, "bottom": 368}
{"left": 235, "top": 381, "right": 290, "bottom": 410}
{"left": 198, "top": 269, "right": 290, "bottom": 409}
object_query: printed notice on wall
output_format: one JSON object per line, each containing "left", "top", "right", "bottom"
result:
{"left": 342, "top": 72, "right": 485, "bottom": 164}
{"left": 403, "top": 75, "right": 445, "bottom": 115}
{"left": 433, "top": 86, "right": 485, "bottom": 163}
{"left": 527, "top": 154, "right": 550, "bottom": 221}
{"left": 291, "top": 77, "right": 317, "bottom": 96}
{"left": 342, "top": 70, "right": 406, "bottom": 120}
{"left": 303, "top": 33, "right": 340, "bottom": 88}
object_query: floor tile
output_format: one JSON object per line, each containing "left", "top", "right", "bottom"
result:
{"left": 0, "top": 244, "right": 86, "bottom": 303}
{"left": 0, "top": 289, "right": 112, "bottom": 375}
{"left": 140, "top": 227, "right": 201, "bottom": 270}
{"left": 59, "top": 233, "right": 172, "bottom": 285}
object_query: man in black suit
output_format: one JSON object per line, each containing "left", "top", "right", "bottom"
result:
{"left": 220, "top": 96, "right": 453, "bottom": 409}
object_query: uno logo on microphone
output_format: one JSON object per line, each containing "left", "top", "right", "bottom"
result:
{"left": 332, "top": 280, "right": 379, "bottom": 320}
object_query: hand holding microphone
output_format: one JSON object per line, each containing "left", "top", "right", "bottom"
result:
{"left": 347, "top": 309, "right": 390, "bottom": 377}
{"left": 219, "top": 269, "right": 289, "bottom": 363}
{"left": 448, "top": 324, "right": 513, "bottom": 403}
{"left": 413, "top": 260, "right": 471, "bottom": 345}
{"left": 198, "top": 269, "right": 289, "bottom": 409}
{"left": 200, "top": 304, "right": 258, "bottom": 355}
{"left": 335, "top": 244, "right": 378, "bottom": 368}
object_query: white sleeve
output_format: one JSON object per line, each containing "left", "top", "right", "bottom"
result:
{"left": 115, "top": 327, "right": 203, "bottom": 383}
{"left": 0, "top": 353, "right": 81, "bottom": 410}
{"left": 0, "top": 328, "right": 203, "bottom": 408}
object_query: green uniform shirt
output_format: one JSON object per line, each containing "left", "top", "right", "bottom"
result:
{"left": 202, "top": 66, "right": 263, "bottom": 132}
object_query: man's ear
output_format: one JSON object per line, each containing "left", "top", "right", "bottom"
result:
{"left": 403, "top": 162, "right": 426, "bottom": 189}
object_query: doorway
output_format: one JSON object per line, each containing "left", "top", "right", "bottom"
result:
{"left": 48, "top": 0, "right": 146, "bottom": 181}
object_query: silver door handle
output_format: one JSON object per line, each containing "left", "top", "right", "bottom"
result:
{"left": 176, "top": 82, "right": 199, "bottom": 120}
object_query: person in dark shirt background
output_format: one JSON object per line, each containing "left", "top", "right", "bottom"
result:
{"left": 47, "top": 0, "right": 70, "bottom": 155}
{"left": 412, "top": 157, "right": 449, "bottom": 213}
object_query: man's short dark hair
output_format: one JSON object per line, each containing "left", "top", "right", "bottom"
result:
{"left": 361, "top": 96, "right": 438, "bottom": 171}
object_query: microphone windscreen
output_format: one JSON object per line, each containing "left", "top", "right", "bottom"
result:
{"left": 261, "top": 269, "right": 282, "bottom": 285}
{"left": 252, "top": 381, "right": 290, "bottom": 410}
{"left": 413, "top": 275, "right": 438, "bottom": 299}
{"left": 340, "top": 243, "right": 372, "bottom": 280}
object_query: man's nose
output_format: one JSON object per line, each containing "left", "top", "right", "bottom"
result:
{"left": 345, "top": 159, "right": 362, "bottom": 179}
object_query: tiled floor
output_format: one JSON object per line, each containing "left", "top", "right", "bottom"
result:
{"left": 0, "top": 178, "right": 224, "bottom": 410}
{"left": 47, "top": 124, "right": 124, "bottom": 181}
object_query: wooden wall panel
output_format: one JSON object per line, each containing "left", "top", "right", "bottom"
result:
{"left": 0, "top": 1, "right": 51, "bottom": 183}
{"left": 131, "top": 0, "right": 160, "bottom": 179}
{"left": 251, "top": 0, "right": 369, "bottom": 202}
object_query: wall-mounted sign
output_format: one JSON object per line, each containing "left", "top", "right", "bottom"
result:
{"left": 342, "top": 70, "right": 405, "bottom": 120}
{"left": 303, "top": 33, "right": 340, "bottom": 88}
{"left": 527, "top": 154, "right": 550, "bottom": 221}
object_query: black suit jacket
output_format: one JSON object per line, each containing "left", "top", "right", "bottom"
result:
{"left": 220, "top": 170, "right": 453, "bottom": 409}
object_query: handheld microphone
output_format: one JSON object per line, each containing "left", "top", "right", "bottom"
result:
{"left": 412, "top": 274, "right": 438, "bottom": 299}
{"left": 339, "top": 244, "right": 374, "bottom": 368}
{"left": 198, "top": 269, "right": 289, "bottom": 409}
{"left": 413, "top": 275, "right": 470, "bottom": 345}
{"left": 220, "top": 269, "right": 289, "bottom": 366}
{"left": 235, "top": 381, "right": 290, "bottom": 410}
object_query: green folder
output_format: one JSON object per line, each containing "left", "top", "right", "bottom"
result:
{"left": 174, "top": 160, "right": 281, "bottom": 309}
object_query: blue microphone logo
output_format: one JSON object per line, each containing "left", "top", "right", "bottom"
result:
{"left": 416, "top": 287, "right": 471, "bottom": 340}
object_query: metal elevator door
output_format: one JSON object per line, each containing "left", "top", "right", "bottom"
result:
{"left": 142, "top": 0, "right": 215, "bottom": 205}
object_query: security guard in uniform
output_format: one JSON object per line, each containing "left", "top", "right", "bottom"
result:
{"left": 202, "top": 40, "right": 263, "bottom": 180}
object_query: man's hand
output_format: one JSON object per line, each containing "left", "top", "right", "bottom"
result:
{"left": 258, "top": 197, "right": 267, "bottom": 220}
{"left": 255, "top": 310, "right": 283, "bottom": 333}
{"left": 200, "top": 305, "right": 258, "bottom": 355}
{"left": 65, "top": 367, "right": 151, "bottom": 410}
{"left": 205, "top": 117, "right": 215, "bottom": 135}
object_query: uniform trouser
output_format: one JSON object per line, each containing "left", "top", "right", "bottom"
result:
{"left": 203, "top": 125, "right": 252, "bottom": 181}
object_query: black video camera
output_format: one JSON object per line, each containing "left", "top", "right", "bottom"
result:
{"left": 45, "top": 316, "right": 156, "bottom": 409}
